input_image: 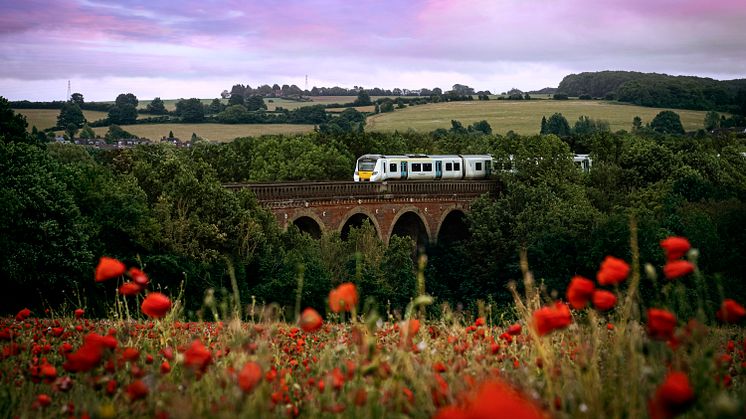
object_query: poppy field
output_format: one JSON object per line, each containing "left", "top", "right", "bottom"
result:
{"left": 2, "top": 236, "right": 745, "bottom": 419}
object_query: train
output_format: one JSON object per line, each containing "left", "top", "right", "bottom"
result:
{"left": 354, "top": 154, "right": 494, "bottom": 182}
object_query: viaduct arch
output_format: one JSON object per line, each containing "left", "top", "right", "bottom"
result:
{"left": 225, "top": 181, "right": 499, "bottom": 244}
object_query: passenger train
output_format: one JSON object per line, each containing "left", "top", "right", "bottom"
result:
{"left": 354, "top": 154, "right": 493, "bottom": 182}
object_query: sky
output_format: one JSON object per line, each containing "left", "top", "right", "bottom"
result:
{"left": 1, "top": 0, "right": 745, "bottom": 101}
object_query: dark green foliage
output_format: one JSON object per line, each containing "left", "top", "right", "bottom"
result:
{"left": 57, "top": 102, "right": 85, "bottom": 129}
{"left": 553, "top": 93, "right": 569, "bottom": 100}
{"left": 543, "top": 113, "right": 571, "bottom": 137}
{"left": 650, "top": 110, "right": 685, "bottom": 135}
{"left": 146, "top": 97, "right": 167, "bottom": 115}
{"left": 228, "top": 94, "right": 245, "bottom": 106}
{"left": 1, "top": 96, "right": 30, "bottom": 143}
{"left": 176, "top": 98, "right": 206, "bottom": 122}
{"left": 245, "top": 95, "right": 267, "bottom": 112}
{"left": 105, "top": 124, "right": 136, "bottom": 141}
{"left": 217, "top": 105, "right": 250, "bottom": 124}
{"left": 115, "top": 93, "right": 139, "bottom": 108}
{"left": 353, "top": 91, "right": 372, "bottom": 106}
{"left": 107, "top": 103, "right": 138, "bottom": 125}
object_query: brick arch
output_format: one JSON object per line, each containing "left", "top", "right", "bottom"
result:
{"left": 387, "top": 206, "right": 431, "bottom": 245}
{"left": 434, "top": 206, "right": 469, "bottom": 243}
{"left": 338, "top": 206, "right": 383, "bottom": 241}
{"left": 288, "top": 210, "right": 326, "bottom": 231}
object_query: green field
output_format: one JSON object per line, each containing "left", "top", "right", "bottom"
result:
{"left": 14, "top": 109, "right": 109, "bottom": 130}
{"left": 87, "top": 123, "right": 315, "bottom": 142}
{"left": 366, "top": 100, "right": 713, "bottom": 134}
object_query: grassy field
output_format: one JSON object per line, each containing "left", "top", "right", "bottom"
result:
{"left": 366, "top": 100, "right": 712, "bottom": 134}
{"left": 14, "top": 109, "right": 109, "bottom": 131}
{"left": 88, "top": 123, "right": 315, "bottom": 142}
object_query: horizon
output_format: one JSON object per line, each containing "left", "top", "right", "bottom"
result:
{"left": 2, "top": 0, "right": 746, "bottom": 102}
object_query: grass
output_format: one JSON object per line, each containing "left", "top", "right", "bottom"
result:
{"left": 88, "top": 123, "right": 315, "bottom": 142}
{"left": 14, "top": 109, "right": 109, "bottom": 131}
{"left": 366, "top": 100, "right": 713, "bottom": 134}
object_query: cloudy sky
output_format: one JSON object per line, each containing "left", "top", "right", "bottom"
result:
{"left": 1, "top": 0, "right": 745, "bottom": 101}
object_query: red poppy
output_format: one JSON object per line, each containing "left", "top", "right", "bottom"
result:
{"left": 566, "top": 276, "right": 595, "bottom": 309}
{"left": 118, "top": 282, "right": 142, "bottom": 296}
{"left": 299, "top": 308, "right": 323, "bottom": 333}
{"left": 597, "top": 256, "right": 630, "bottom": 286}
{"left": 648, "top": 371, "right": 695, "bottom": 419}
{"left": 63, "top": 341, "right": 104, "bottom": 372}
{"left": 716, "top": 299, "right": 745, "bottom": 324}
{"left": 74, "top": 308, "right": 84, "bottom": 318}
{"left": 36, "top": 394, "right": 52, "bottom": 408}
{"left": 435, "top": 378, "right": 546, "bottom": 419}
{"left": 15, "top": 308, "right": 31, "bottom": 321}
{"left": 128, "top": 267, "right": 149, "bottom": 287}
{"left": 663, "top": 260, "right": 695, "bottom": 280}
{"left": 141, "top": 293, "right": 171, "bottom": 318}
{"left": 647, "top": 309, "right": 677, "bottom": 341}
{"left": 507, "top": 324, "right": 522, "bottom": 336}
{"left": 160, "top": 360, "right": 171, "bottom": 374}
{"left": 126, "top": 379, "right": 149, "bottom": 401}
{"left": 475, "top": 317, "right": 486, "bottom": 327}
{"left": 660, "top": 237, "right": 691, "bottom": 261}
{"left": 532, "top": 302, "right": 572, "bottom": 336}
{"left": 328, "top": 283, "right": 358, "bottom": 313}
{"left": 183, "top": 339, "right": 212, "bottom": 373}
{"left": 238, "top": 361, "right": 262, "bottom": 393}
{"left": 95, "top": 257, "right": 126, "bottom": 282}
{"left": 592, "top": 290, "right": 617, "bottom": 311}
{"left": 400, "top": 319, "right": 421, "bottom": 338}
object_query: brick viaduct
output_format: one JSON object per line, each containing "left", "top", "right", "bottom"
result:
{"left": 224, "top": 181, "right": 500, "bottom": 247}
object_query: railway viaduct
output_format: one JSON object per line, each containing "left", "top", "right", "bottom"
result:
{"left": 224, "top": 181, "right": 500, "bottom": 247}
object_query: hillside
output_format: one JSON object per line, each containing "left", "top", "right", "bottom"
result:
{"left": 557, "top": 71, "right": 746, "bottom": 112}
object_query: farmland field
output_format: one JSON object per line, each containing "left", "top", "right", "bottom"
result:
{"left": 366, "top": 100, "right": 713, "bottom": 134}
{"left": 88, "top": 123, "right": 315, "bottom": 141}
{"left": 14, "top": 109, "right": 109, "bottom": 131}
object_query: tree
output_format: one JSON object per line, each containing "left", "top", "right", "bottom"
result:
{"left": 540, "top": 116, "right": 548, "bottom": 134}
{"left": 115, "top": 93, "right": 138, "bottom": 108}
{"left": 105, "top": 124, "right": 135, "bottom": 142}
{"left": 168, "top": 130, "right": 174, "bottom": 138}
{"left": 468, "top": 120, "right": 492, "bottom": 135}
{"left": 228, "top": 94, "right": 245, "bottom": 106}
{"left": 553, "top": 93, "right": 569, "bottom": 100}
{"left": 57, "top": 102, "right": 85, "bottom": 129}
{"left": 175, "top": 98, "right": 205, "bottom": 122}
{"left": 71, "top": 93, "right": 84, "bottom": 105}
{"left": 217, "top": 105, "right": 249, "bottom": 124}
{"left": 632, "top": 116, "right": 642, "bottom": 132}
{"left": 449, "top": 120, "right": 467, "bottom": 134}
{"left": 79, "top": 124, "right": 96, "bottom": 139}
{"left": 146, "top": 97, "right": 167, "bottom": 115}
{"left": 353, "top": 90, "right": 372, "bottom": 106}
{"left": 65, "top": 123, "right": 79, "bottom": 140}
{"left": 0, "top": 96, "right": 30, "bottom": 143}
{"left": 245, "top": 95, "right": 267, "bottom": 112}
{"left": 650, "top": 110, "right": 685, "bottom": 135}
{"left": 704, "top": 111, "right": 720, "bottom": 131}
{"left": 208, "top": 98, "right": 225, "bottom": 115}
{"left": 543, "top": 113, "right": 571, "bottom": 137}
{"left": 108, "top": 103, "right": 138, "bottom": 125}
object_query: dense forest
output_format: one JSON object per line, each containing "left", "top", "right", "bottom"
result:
{"left": 2, "top": 96, "right": 746, "bottom": 322}
{"left": 558, "top": 71, "right": 746, "bottom": 113}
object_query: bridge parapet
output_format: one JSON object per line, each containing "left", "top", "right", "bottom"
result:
{"left": 224, "top": 180, "right": 499, "bottom": 202}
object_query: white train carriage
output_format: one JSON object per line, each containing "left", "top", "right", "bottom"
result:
{"left": 354, "top": 154, "right": 493, "bottom": 182}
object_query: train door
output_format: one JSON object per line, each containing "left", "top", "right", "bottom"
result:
{"left": 400, "top": 161, "right": 408, "bottom": 179}
{"left": 435, "top": 161, "right": 442, "bottom": 179}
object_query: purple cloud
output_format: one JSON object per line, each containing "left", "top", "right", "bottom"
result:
{"left": 0, "top": 0, "right": 744, "bottom": 101}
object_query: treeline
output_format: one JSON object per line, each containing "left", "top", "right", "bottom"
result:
{"left": 557, "top": 71, "right": 746, "bottom": 113}
{"left": 228, "top": 83, "right": 492, "bottom": 98}
{"left": 3, "top": 96, "right": 746, "bottom": 320}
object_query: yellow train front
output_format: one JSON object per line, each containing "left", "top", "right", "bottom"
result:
{"left": 353, "top": 154, "right": 493, "bottom": 182}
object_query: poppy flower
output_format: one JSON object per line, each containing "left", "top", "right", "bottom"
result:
{"left": 36, "top": 394, "right": 52, "bottom": 408}
{"left": 74, "top": 309, "right": 84, "bottom": 319}
{"left": 663, "top": 260, "right": 695, "bottom": 280}
{"left": 126, "top": 379, "right": 149, "bottom": 401}
{"left": 128, "top": 267, "right": 149, "bottom": 287}
{"left": 532, "top": 302, "right": 572, "bottom": 336}
{"left": 507, "top": 324, "right": 522, "bottom": 336}
{"left": 15, "top": 308, "right": 31, "bottom": 321}
{"left": 63, "top": 341, "right": 104, "bottom": 372}
{"left": 648, "top": 371, "right": 695, "bottom": 419}
{"left": 95, "top": 257, "right": 126, "bottom": 282}
{"left": 597, "top": 256, "right": 630, "bottom": 286}
{"left": 716, "top": 299, "right": 745, "bottom": 324}
{"left": 141, "top": 293, "right": 171, "bottom": 318}
{"left": 475, "top": 317, "right": 486, "bottom": 327}
{"left": 238, "top": 361, "right": 262, "bottom": 393}
{"left": 183, "top": 339, "right": 212, "bottom": 373}
{"left": 592, "top": 290, "right": 617, "bottom": 311}
{"left": 566, "top": 276, "right": 595, "bottom": 309}
{"left": 299, "top": 308, "right": 323, "bottom": 333}
{"left": 647, "top": 309, "right": 677, "bottom": 341}
{"left": 328, "top": 283, "right": 358, "bottom": 313}
{"left": 160, "top": 360, "right": 171, "bottom": 374}
{"left": 119, "top": 282, "right": 142, "bottom": 296}
{"left": 660, "top": 237, "right": 691, "bottom": 261}
{"left": 435, "top": 378, "right": 546, "bottom": 419}
{"left": 400, "top": 319, "right": 421, "bottom": 338}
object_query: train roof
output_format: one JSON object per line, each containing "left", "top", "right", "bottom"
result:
{"left": 357, "top": 154, "right": 492, "bottom": 159}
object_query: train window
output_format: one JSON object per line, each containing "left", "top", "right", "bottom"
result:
{"left": 476, "top": 162, "right": 482, "bottom": 171}
{"left": 390, "top": 163, "right": 397, "bottom": 172}
{"left": 446, "top": 162, "right": 453, "bottom": 171}
{"left": 411, "top": 163, "right": 421, "bottom": 172}
{"left": 454, "top": 162, "right": 460, "bottom": 171}
{"left": 423, "top": 163, "right": 433, "bottom": 171}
